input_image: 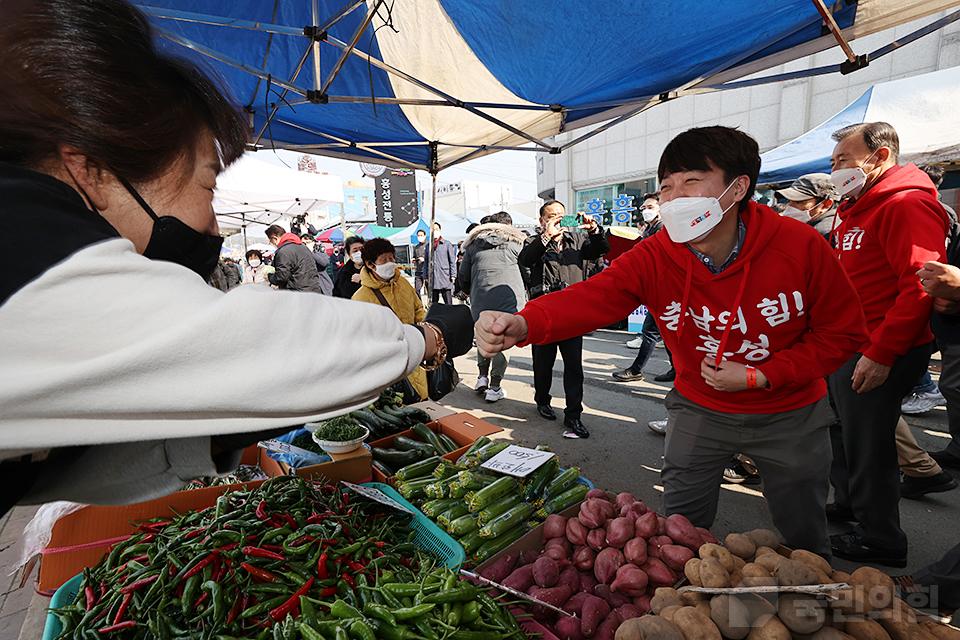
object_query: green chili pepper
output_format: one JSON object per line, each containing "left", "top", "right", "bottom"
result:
{"left": 182, "top": 574, "right": 201, "bottom": 616}
{"left": 462, "top": 601, "right": 481, "bottom": 624}
{"left": 362, "top": 602, "right": 397, "bottom": 625}
{"left": 330, "top": 599, "right": 364, "bottom": 619}
{"left": 422, "top": 582, "right": 477, "bottom": 604}
{"left": 349, "top": 620, "right": 378, "bottom": 640}
{"left": 392, "top": 603, "right": 436, "bottom": 620}
{"left": 238, "top": 595, "right": 287, "bottom": 620}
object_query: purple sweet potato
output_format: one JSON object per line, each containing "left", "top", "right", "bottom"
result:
{"left": 558, "top": 564, "right": 581, "bottom": 594}
{"left": 610, "top": 563, "right": 649, "bottom": 597}
{"left": 529, "top": 584, "right": 572, "bottom": 619}
{"left": 543, "top": 546, "right": 571, "bottom": 566}
{"left": 591, "top": 498, "right": 618, "bottom": 520}
{"left": 546, "top": 537, "right": 573, "bottom": 558}
{"left": 587, "top": 527, "right": 609, "bottom": 551}
{"left": 664, "top": 514, "right": 706, "bottom": 551}
{"left": 620, "top": 501, "right": 648, "bottom": 520}
{"left": 595, "top": 547, "right": 626, "bottom": 584}
{"left": 605, "top": 517, "right": 635, "bottom": 549}
{"left": 640, "top": 557, "right": 676, "bottom": 587}
{"left": 696, "top": 527, "right": 719, "bottom": 545}
{"left": 659, "top": 544, "right": 695, "bottom": 571}
{"left": 580, "top": 571, "right": 598, "bottom": 595}
{"left": 534, "top": 556, "right": 560, "bottom": 588}
{"left": 573, "top": 545, "right": 596, "bottom": 572}
{"left": 634, "top": 511, "right": 659, "bottom": 539}
{"left": 579, "top": 500, "right": 607, "bottom": 529}
{"left": 624, "top": 537, "right": 648, "bottom": 566}
{"left": 502, "top": 563, "right": 536, "bottom": 592}
{"left": 581, "top": 595, "right": 612, "bottom": 638}
{"left": 564, "top": 591, "right": 593, "bottom": 615}
{"left": 586, "top": 489, "right": 610, "bottom": 502}
{"left": 657, "top": 515, "right": 667, "bottom": 536}
{"left": 480, "top": 551, "right": 519, "bottom": 583}
{"left": 543, "top": 514, "right": 568, "bottom": 542}
{"left": 633, "top": 595, "right": 652, "bottom": 614}
{"left": 617, "top": 604, "right": 643, "bottom": 622}
{"left": 566, "top": 517, "right": 588, "bottom": 546}
{"left": 595, "top": 583, "right": 632, "bottom": 608}
{"left": 595, "top": 611, "right": 620, "bottom": 640}
{"left": 615, "top": 492, "right": 637, "bottom": 512}
{"left": 519, "top": 549, "right": 540, "bottom": 566}
{"left": 556, "top": 614, "right": 586, "bottom": 640}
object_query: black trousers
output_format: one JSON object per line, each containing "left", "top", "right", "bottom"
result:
{"left": 531, "top": 336, "right": 584, "bottom": 419}
{"left": 828, "top": 342, "right": 935, "bottom": 549}
{"left": 431, "top": 288, "right": 452, "bottom": 306}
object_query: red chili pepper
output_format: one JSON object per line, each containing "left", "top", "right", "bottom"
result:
{"left": 127, "top": 554, "right": 149, "bottom": 565}
{"left": 175, "top": 582, "right": 185, "bottom": 598}
{"left": 342, "top": 492, "right": 350, "bottom": 507}
{"left": 182, "top": 552, "right": 218, "bottom": 580}
{"left": 319, "top": 586, "right": 338, "bottom": 597}
{"left": 99, "top": 620, "right": 135, "bottom": 633}
{"left": 240, "top": 563, "right": 279, "bottom": 583}
{"left": 321, "top": 539, "right": 339, "bottom": 548}
{"left": 227, "top": 592, "right": 242, "bottom": 624}
{"left": 283, "top": 513, "right": 298, "bottom": 529}
{"left": 341, "top": 573, "right": 355, "bottom": 588}
{"left": 194, "top": 591, "right": 210, "bottom": 610}
{"left": 138, "top": 520, "right": 171, "bottom": 533}
{"left": 120, "top": 574, "right": 159, "bottom": 594}
{"left": 217, "top": 542, "right": 240, "bottom": 552}
{"left": 225, "top": 559, "right": 235, "bottom": 577}
{"left": 317, "top": 553, "right": 329, "bottom": 580}
{"left": 347, "top": 561, "right": 364, "bottom": 573}
{"left": 242, "top": 546, "right": 285, "bottom": 561}
{"left": 269, "top": 577, "right": 313, "bottom": 621}
{"left": 84, "top": 586, "right": 95, "bottom": 611}
{"left": 371, "top": 540, "right": 385, "bottom": 549}
{"left": 113, "top": 592, "right": 132, "bottom": 625}
{"left": 255, "top": 500, "right": 269, "bottom": 521}
{"left": 184, "top": 528, "right": 206, "bottom": 541}
{"left": 261, "top": 544, "right": 284, "bottom": 553}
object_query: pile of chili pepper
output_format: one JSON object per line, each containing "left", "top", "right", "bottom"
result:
{"left": 49, "top": 476, "right": 525, "bottom": 640}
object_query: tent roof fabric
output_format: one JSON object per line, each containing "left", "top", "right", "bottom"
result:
{"left": 759, "top": 65, "right": 960, "bottom": 185}
{"left": 140, "top": 0, "right": 960, "bottom": 173}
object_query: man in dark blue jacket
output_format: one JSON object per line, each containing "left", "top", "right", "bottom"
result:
{"left": 424, "top": 222, "right": 458, "bottom": 305}
{"left": 265, "top": 225, "right": 322, "bottom": 293}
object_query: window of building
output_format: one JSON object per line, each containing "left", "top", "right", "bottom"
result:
{"left": 348, "top": 195, "right": 356, "bottom": 204}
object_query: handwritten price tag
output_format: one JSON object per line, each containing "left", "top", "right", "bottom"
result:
{"left": 481, "top": 445, "right": 555, "bottom": 478}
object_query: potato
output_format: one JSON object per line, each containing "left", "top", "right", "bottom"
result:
{"left": 830, "top": 587, "right": 874, "bottom": 616}
{"left": 755, "top": 552, "right": 787, "bottom": 573}
{"left": 746, "top": 529, "right": 781, "bottom": 550}
{"left": 616, "top": 615, "right": 685, "bottom": 640}
{"left": 673, "top": 605, "right": 723, "bottom": 640}
{"left": 699, "top": 556, "right": 731, "bottom": 588}
{"left": 733, "top": 554, "right": 747, "bottom": 570}
{"left": 812, "top": 566, "right": 833, "bottom": 585}
{"left": 747, "top": 614, "right": 792, "bottom": 640}
{"left": 651, "top": 588, "right": 684, "bottom": 614}
{"left": 880, "top": 618, "right": 927, "bottom": 640}
{"left": 778, "top": 593, "right": 826, "bottom": 634}
{"left": 813, "top": 627, "right": 855, "bottom": 640}
{"left": 726, "top": 533, "right": 758, "bottom": 560}
{"left": 660, "top": 605, "right": 683, "bottom": 622}
{"left": 919, "top": 622, "right": 960, "bottom": 640}
{"left": 677, "top": 587, "right": 709, "bottom": 606}
{"left": 738, "top": 593, "right": 777, "bottom": 625}
{"left": 700, "top": 544, "right": 736, "bottom": 573}
{"left": 790, "top": 549, "right": 833, "bottom": 576}
{"left": 851, "top": 567, "right": 896, "bottom": 611}
{"left": 832, "top": 571, "right": 854, "bottom": 585}
{"left": 825, "top": 610, "right": 847, "bottom": 631}
{"left": 877, "top": 599, "right": 917, "bottom": 624}
{"left": 846, "top": 618, "right": 893, "bottom": 640}
{"left": 775, "top": 559, "right": 821, "bottom": 586}
{"left": 729, "top": 568, "right": 744, "bottom": 588}
{"left": 741, "top": 563, "right": 777, "bottom": 587}
{"left": 695, "top": 601, "right": 712, "bottom": 620}
{"left": 710, "top": 594, "right": 752, "bottom": 640}
{"left": 685, "top": 558, "right": 703, "bottom": 587}
{"left": 755, "top": 546, "right": 779, "bottom": 557}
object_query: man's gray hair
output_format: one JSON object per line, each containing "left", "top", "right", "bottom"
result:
{"left": 832, "top": 122, "right": 899, "bottom": 163}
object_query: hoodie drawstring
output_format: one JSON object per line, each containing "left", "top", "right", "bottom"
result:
{"left": 715, "top": 261, "right": 751, "bottom": 364}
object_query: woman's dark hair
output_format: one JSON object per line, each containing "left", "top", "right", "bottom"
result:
{"left": 361, "top": 238, "right": 396, "bottom": 265}
{"left": 0, "top": 0, "right": 247, "bottom": 183}
{"left": 658, "top": 126, "right": 760, "bottom": 213}
{"left": 344, "top": 237, "right": 365, "bottom": 253}
{"left": 245, "top": 249, "right": 262, "bottom": 261}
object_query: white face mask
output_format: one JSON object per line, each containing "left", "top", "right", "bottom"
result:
{"left": 375, "top": 262, "right": 396, "bottom": 280}
{"left": 830, "top": 149, "right": 880, "bottom": 198}
{"left": 781, "top": 206, "right": 812, "bottom": 222}
{"left": 351, "top": 251, "right": 363, "bottom": 265}
{"left": 642, "top": 207, "right": 659, "bottom": 223}
{"left": 659, "top": 180, "right": 738, "bottom": 244}
{"left": 248, "top": 259, "right": 261, "bottom": 268}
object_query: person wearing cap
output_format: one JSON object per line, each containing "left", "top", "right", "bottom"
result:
{"left": 776, "top": 173, "right": 839, "bottom": 241}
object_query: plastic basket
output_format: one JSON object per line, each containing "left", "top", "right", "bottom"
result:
{"left": 43, "top": 573, "right": 82, "bottom": 640}
{"left": 361, "top": 482, "right": 465, "bottom": 568}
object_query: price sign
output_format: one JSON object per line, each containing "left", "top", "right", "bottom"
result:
{"left": 481, "top": 445, "right": 555, "bottom": 478}
{"left": 258, "top": 439, "right": 318, "bottom": 459}
{"left": 341, "top": 482, "right": 413, "bottom": 514}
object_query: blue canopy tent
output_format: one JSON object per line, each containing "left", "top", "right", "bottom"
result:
{"left": 759, "top": 65, "right": 960, "bottom": 186}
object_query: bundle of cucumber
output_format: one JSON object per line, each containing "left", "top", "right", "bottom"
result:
{"left": 392, "top": 440, "right": 590, "bottom": 567}
{"left": 370, "top": 422, "right": 461, "bottom": 477}
{"left": 350, "top": 388, "right": 432, "bottom": 440}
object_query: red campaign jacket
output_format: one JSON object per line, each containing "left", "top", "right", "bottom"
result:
{"left": 832, "top": 164, "right": 948, "bottom": 366}
{"left": 518, "top": 201, "right": 868, "bottom": 414}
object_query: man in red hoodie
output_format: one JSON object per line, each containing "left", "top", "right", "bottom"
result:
{"left": 476, "top": 126, "right": 868, "bottom": 555}
{"left": 826, "top": 122, "right": 948, "bottom": 567}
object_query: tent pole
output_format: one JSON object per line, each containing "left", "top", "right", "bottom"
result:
{"left": 428, "top": 172, "right": 437, "bottom": 305}
{"left": 242, "top": 214, "right": 248, "bottom": 251}
{"left": 340, "top": 201, "right": 347, "bottom": 244}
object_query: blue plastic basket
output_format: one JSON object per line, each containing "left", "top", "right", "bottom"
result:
{"left": 43, "top": 573, "right": 82, "bottom": 640}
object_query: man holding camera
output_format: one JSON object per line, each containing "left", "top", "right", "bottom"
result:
{"left": 520, "top": 200, "right": 609, "bottom": 438}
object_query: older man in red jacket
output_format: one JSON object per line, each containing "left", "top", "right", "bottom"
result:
{"left": 826, "top": 122, "right": 949, "bottom": 568}
{"left": 476, "top": 126, "right": 868, "bottom": 556}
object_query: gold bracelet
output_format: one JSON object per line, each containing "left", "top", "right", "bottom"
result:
{"left": 419, "top": 322, "right": 447, "bottom": 371}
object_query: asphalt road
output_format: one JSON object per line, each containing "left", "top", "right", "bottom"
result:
{"left": 439, "top": 328, "right": 959, "bottom": 577}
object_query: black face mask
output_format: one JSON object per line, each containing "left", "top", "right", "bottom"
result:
{"left": 117, "top": 175, "right": 223, "bottom": 280}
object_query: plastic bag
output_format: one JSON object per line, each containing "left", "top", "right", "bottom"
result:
{"left": 264, "top": 428, "right": 332, "bottom": 469}
{"left": 11, "top": 500, "right": 86, "bottom": 576}
{"left": 426, "top": 358, "right": 460, "bottom": 401}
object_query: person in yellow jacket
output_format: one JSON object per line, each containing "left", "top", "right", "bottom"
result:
{"left": 352, "top": 238, "right": 428, "bottom": 400}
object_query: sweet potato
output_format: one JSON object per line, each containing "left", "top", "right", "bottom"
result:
{"left": 618, "top": 604, "right": 643, "bottom": 622}
{"left": 650, "top": 587, "right": 683, "bottom": 614}
{"left": 747, "top": 615, "right": 791, "bottom": 640}
{"left": 567, "top": 517, "right": 589, "bottom": 546}
{"left": 588, "top": 528, "right": 610, "bottom": 551}
{"left": 641, "top": 557, "right": 677, "bottom": 587}
{"left": 607, "top": 517, "right": 636, "bottom": 548}
{"left": 580, "top": 500, "right": 608, "bottom": 529}
{"left": 674, "top": 605, "right": 723, "bottom": 640}
{"left": 634, "top": 594, "right": 652, "bottom": 614}
{"left": 725, "top": 533, "right": 757, "bottom": 560}
{"left": 565, "top": 591, "right": 594, "bottom": 615}
{"left": 851, "top": 567, "right": 896, "bottom": 611}
{"left": 778, "top": 592, "right": 826, "bottom": 634}
{"left": 665, "top": 514, "right": 705, "bottom": 552}
{"left": 534, "top": 556, "right": 561, "bottom": 588}
{"left": 582, "top": 595, "right": 612, "bottom": 638}
{"left": 593, "top": 498, "right": 619, "bottom": 520}
{"left": 775, "top": 559, "right": 821, "bottom": 586}
{"left": 520, "top": 549, "right": 540, "bottom": 565}
{"left": 581, "top": 572, "right": 598, "bottom": 594}
{"left": 597, "top": 611, "right": 620, "bottom": 640}
{"left": 558, "top": 564, "right": 581, "bottom": 594}
{"left": 660, "top": 545, "right": 695, "bottom": 571}
{"left": 544, "top": 514, "right": 569, "bottom": 541}
{"left": 790, "top": 549, "right": 833, "bottom": 576}
{"left": 596, "top": 583, "right": 634, "bottom": 608}
{"left": 557, "top": 614, "right": 587, "bottom": 640}
{"left": 549, "top": 536, "right": 574, "bottom": 556}
{"left": 697, "top": 528, "right": 719, "bottom": 545}
{"left": 616, "top": 492, "right": 638, "bottom": 511}
{"left": 587, "top": 489, "right": 611, "bottom": 501}
{"left": 698, "top": 556, "right": 731, "bottom": 588}
{"left": 595, "top": 547, "right": 626, "bottom": 584}
{"left": 635, "top": 511, "right": 659, "bottom": 539}
{"left": 575, "top": 546, "right": 597, "bottom": 572}
{"left": 710, "top": 594, "right": 751, "bottom": 640}
{"left": 745, "top": 529, "right": 781, "bottom": 550}
{"left": 699, "top": 543, "right": 735, "bottom": 573}
{"left": 657, "top": 516, "right": 668, "bottom": 536}
{"left": 503, "top": 563, "right": 536, "bottom": 592}
{"left": 624, "top": 537, "right": 648, "bottom": 566}
{"left": 622, "top": 501, "right": 649, "bottom": 519}
{"left": 611, "top": 564, "right": 649, "bottom": 597}
{"left": 684, "top": 558, "right": 703, "bottom": 587}
{"left": 481, "top": 551, "right": 519, "bottom": 583}
{"left": 529, "top": 584, "right": 573, "bottom": 619}
{"left": 544, "top": 546, "right": 572, "bottom": 566}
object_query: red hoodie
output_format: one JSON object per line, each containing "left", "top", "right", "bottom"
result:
{"left": 277, "top": 232, "right": 303, "bottom": 248}
{"left": 832, "top": 164, "right": 947, "bottom": 366}
{"left": 518, "top": 201, "right": 868, "bottom": 414}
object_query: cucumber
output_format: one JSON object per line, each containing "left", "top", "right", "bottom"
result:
{"left": 437, "top": 505, "right": 469, "bottom": 530}
{"left": 472, "top": 523, "right": 528, "bottom": 563}
{"left": 536, "top": 483, "right": 589, "bottom": 518}
{"left": 462, "top": 441, "right": 509, "bottom": 468}
{"left": 372, "top": 408, "right": 406, "bottom": 427}
{"left": 420, "top": 498, "right": 459, "bottom": 518}
{"left": 479, "top": 503, "right": 533, "bottom": 539}
{"left": 476, "top": 494, "right": 522, "bottom": 526}
{"left": 437, "top": 433, "right": 459, "bottom": 453}
{"left": 394, "top": 435, "right": 437, "bottom": 455}
{"left": 458, "top": 530, "right": 485, "bottom": 554}
{"left": 395, "top": 455, "right": 443, "bottom": 482}
{"left": 424, "top": 475, "right": 459, "bottom": 499}
{"left": 523, "top": 456, "right": 560, "bottom": 504}
{"left": 467, "top": 476, "right": 516, "bottom": 512}
{"left": 395, "top": 406, "right": 431, "bottom": 422}
{"left": 412, "top": 423, "right": 449, "bottom": 454}
{"left": 544, "top": 467, "right": 581, "bottom": 499}
{"left": 372, "top": 460, "right": 396, "bottom": 478}
{"left": 448, "top": 513, "right": 480, "bottom": 537}
{"left": 455, "top": 436, "right": 492, "bottom": 465}
{"left": 395, "top": 477, "right": 434, "bottom": 500}
{"left": 455, "top": 471, "right": 498, "bottom": 491}
{"left": 432, "top": 460, "right": 461, "bottom": 480}
{"left": 372, "top": 447, "right": 421, "bottom": 467}
{"left": 354, "top": 409, "right": 391, "bottom": 433}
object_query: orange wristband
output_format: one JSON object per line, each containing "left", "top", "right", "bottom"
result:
{"left": 745, "top": 365, "right": 758, "bottom": 389}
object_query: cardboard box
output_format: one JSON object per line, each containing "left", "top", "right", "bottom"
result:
{"left": 258, "top": 443, "right": 372, "bottom": 484}
{"left": 410, "top": 399, "right": 457, "bottom": 422}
